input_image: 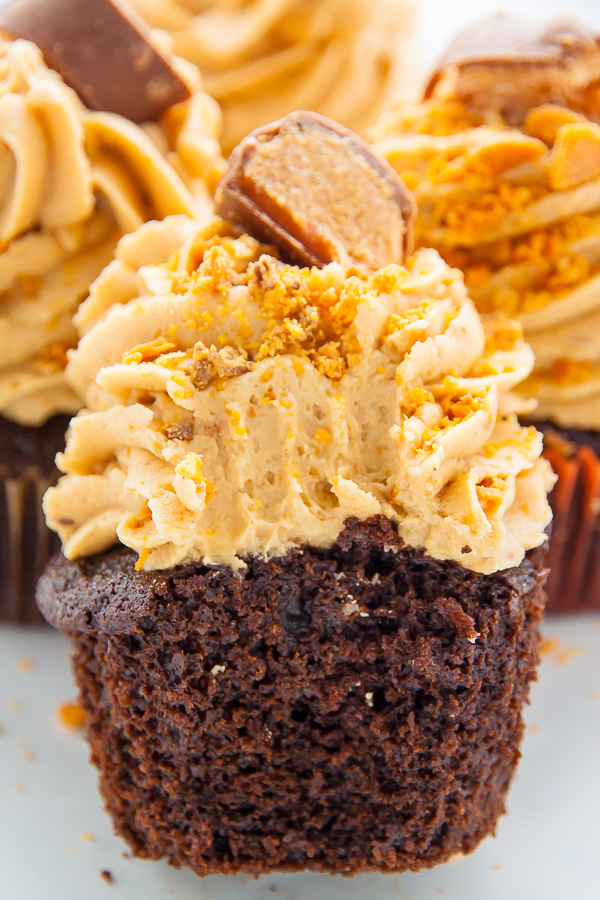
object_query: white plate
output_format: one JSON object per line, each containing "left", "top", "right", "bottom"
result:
{"left": 1, "top": 616, "right": 599, "bottom": 900}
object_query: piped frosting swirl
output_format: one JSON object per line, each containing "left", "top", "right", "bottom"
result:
{"left": 44, "top": 215, "right": 554, "bottom": 574}
{"left": 0, "top": 37, "right": 222, "bottom": 425}
{"left": 129, "top": 0, "right": 415, "bottom": 153}
{"left": 371, "top": 97, "right": 600, "bottom": 430}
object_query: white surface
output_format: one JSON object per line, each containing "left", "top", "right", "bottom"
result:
{"left": 1, "top": 617, "right": 599, "bottom": 900}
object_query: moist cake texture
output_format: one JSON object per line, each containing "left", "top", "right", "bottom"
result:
{"left": 38, "top": 516, "right": 548, "bottom": 876}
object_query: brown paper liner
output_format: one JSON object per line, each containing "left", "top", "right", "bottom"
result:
{"left": 0, "top": 467, "right": 60, "bottom": 623}
{"left": 544, "top": 438, "right": 600, "bottom": 613}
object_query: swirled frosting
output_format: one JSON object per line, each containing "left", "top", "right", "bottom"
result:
{"left": 371, "top": 99, "right": 600, "bottom": 429}
{"left": 44, "top": 215, "right": 554, "bottom": 574}
{"left": 0, "top": 37, "right": 223, "bottom": 425}
{"left": 129, "top": 0, "right": 415, "bottom": 153}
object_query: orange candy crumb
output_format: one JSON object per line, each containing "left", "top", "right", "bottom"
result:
{"left": 58, "top": 702, "right": 85, "bottom": 729}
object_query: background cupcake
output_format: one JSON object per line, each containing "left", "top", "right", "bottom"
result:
{"left": 371, "top": 14, "right": 600, "bottom": 612}
{"left": 38, "top": 114, "right": 554, "bottom": 876}
{"left": 129, "top": 0, "right": 416, "bottom": 153}
{"left": 0, "top": 0, "right": 223, "bottom": 621}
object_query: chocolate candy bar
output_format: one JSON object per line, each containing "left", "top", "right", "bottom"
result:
{"left": 216, "top": 111, "right": 416, "bottom": 272}
{"left": 0, "top": 0, "right": 191, "bottom": 122}
{"left": 425, "top": 14, "right": 600, "bottom": 124}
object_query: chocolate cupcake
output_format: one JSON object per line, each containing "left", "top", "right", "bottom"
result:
{"left": 371, "top": 14, "right": 600, "bottom": 612}
{"left": 129, "top": 0, "right": 416, "bottom": 153}
{"left": 38, "top": 113, "right": 554, "bottom": 875}
{"left": 0, "top": 0, "right": 223, "bottom": 621}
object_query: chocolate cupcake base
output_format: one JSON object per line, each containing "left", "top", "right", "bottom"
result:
{"left": 535, "top": 422, "right": 600, "bottom": 614}
{"left": 0, "top": 414, "right": 69, "bottom": 623}
{"left": 37, "top": 517, "right": 548, "bottom": 877}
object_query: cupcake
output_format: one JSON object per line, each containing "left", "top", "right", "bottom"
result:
{"left": 38, "top": 113, "right": 554, "bottom": 876}
{"left": 371, "top": 14, "right": 600, "bottom": 612}
{"left": 129, "top": 0, "right": 415, "bottom": 153}
{"left": 0, "top": 0, "right": 223, "bottom": 621}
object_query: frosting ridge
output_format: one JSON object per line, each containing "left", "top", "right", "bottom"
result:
{"left": 44, "top": 216, "right": 554, "bottom": 574}
{"left": 0, "top": 37, "right": 223, "bottom": 425}
{"left": 372, "top": 98, "right": 600, "bottom": 430}
{"left": 129, "top": 0, "right": 415, "bottom": 152}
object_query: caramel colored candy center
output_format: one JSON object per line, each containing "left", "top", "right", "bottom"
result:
{"left": 217, "top": 112, "right": 416, "bottom": 272}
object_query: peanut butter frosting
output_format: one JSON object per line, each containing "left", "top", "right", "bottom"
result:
{"left": 128, "top": 0, "right": 415, "bottom": 153}
{"left": 44, "top": 215, "right": 554, "bottom": 574}
{"left": 0, "top": 36, "right": 223, "bottom": 426}
{"left": 371, "top": 99, "right": 600, "bottom": 430}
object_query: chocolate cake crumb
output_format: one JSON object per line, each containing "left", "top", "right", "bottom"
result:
{"left": 37, "top": 516, "right": 548, "bottom": 877}
{"left": 100, "top": 869, "right": 114, "bottom": 885}
{"left": 163, "top": 423, "right": 193, "bottom": 442}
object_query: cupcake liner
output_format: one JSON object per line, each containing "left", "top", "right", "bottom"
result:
{"left": 0, "top": 467, "right": 59, "bottom": 623}
{"left": 544, "top": 439, "right": 600, "bottom": 613}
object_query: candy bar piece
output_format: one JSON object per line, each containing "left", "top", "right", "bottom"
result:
{"left": 0, "top": 0, "right": 191, "bottom": 122}
{"left": 216, "top": 111, "right": 416, "bottom": 272}
{"left": 424, "top": 14, "right": 600, "bottom": 124}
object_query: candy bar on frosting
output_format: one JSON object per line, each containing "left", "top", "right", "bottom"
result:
{"left": 425, "top": 13, "right": 600, "bottom": 124}
{"left": 216, "top": 111, "right": 416, "bottom": 272}
{"left": 0, "top": 0, "right": 191, "bottom": 121}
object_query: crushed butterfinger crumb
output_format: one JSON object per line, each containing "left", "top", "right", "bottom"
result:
{"left": 122, "top": 336, "right": 178, "bottom": 365}
{"left": 58, "top": 701, "right": 85, "bottom": 729}
{"left": 540, "top": 637, "right": 582, "bottom": 666}
{"left": 16, "top": 657, "right": 34, "bottom": 673}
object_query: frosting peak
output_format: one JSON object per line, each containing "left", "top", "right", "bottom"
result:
{"left": 44, "top": 216, "right": 554, "bottom": 574}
